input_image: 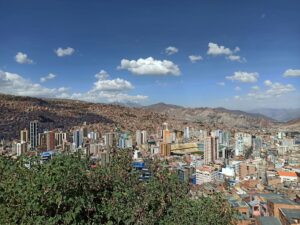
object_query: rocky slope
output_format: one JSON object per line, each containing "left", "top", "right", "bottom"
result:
{"left": 144, "top": 103, "right": 275, "bottom": 129}
{"left": 0, "top": 94, "right": 183, "bottom": 139}
{"left": 248, "top": 108, "right": 300, "bottom": 122}
{"left": 0, "top": 95, "right": 287, "bottom": 140}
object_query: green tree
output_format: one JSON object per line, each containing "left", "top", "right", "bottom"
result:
{"left": 0, "top": 151, "right": 235, "bottom": 225}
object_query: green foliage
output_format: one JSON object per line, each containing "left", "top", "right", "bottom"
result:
{"left": 0, "top": 151, "right": 235, "bottom": 225}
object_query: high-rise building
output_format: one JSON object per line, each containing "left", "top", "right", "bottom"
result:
{"left": 184, "top": 127, "right": 190, "bottom": 139}
{"left": 160, "top": 143, "right": 171, "bottom": 157}
{"left": 163, "top": 129, "right": 171, "bottom": 144}
{"left": 38, "top": 132, "right": 47, "bottom": 149}
{"left": 82, "top": 127, "right": 88, "bottom": 138}
{"left": 136, "top": 130, "right": 142, "bottom": 145}
{"left": 30, "top": 120, "right": 39, "bottom": 150}
{"left": 204, "top": 136, "right": 218, "bottom": 164}
{"left": 100, "top": 151, "right": 110, "bottom": 166}
{"left": 235, "top": 133, "right": 244, "bottom": 156}
{"left": 55, "top": 131, "right": 67, "bottom": 146}
{"left": 46, "top": 130, "right": 55, "bottom": 150}
{"left": 73, "top": 129, "right": 84, "bottom": 149}
{"left": 87, "top": 131, "right": 99, "bottom": 141}
{"left": 141, "top": 130, "right": 147, "bottom": 144}
{"left": 196, "top": 166, "right": 218, "bottom": 185}
{"left": 16, "top": 142, "right": 27, "bottom": 156}
{"left": 104, "top": 132, "right": 114, "bottom": 147}
{"left": 162, "top": 122, "right": 168, "bottom": 131}
{"left": 20, "top": 128, "right": 28, "bottom": 143}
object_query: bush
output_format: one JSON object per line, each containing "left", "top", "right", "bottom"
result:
{"left": 0, "top": 151, "right": 235, "bottom": 224}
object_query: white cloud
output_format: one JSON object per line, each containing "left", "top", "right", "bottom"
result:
{"left": 189, "top": 55, "right": 203, "bottom": 63}
{"left": 15, "top": 52, "right": 34, "bottom": 64}
{"left": 207, "top": 42, "right": 232, "bottom": 56}
{"left": 226, "top": 55, "right": 246, "bottom": 62}
{"left": 93, "top": 78, "right": 133, "bottom": 92}
{"left": 227, "top": 55, "right": 240, "bottom": 61}
{"left": 0, "top": 70, "right": 147, "bottom": 103}
{"left": 235, "top": 86, "right": 241, "bottom": 91}
{"left": 93, "top": 70, "right": 133, "bottom": 92}
{"left": 118, "top": 57, "right": 180, "bottom": 76}
{"left": 165, "top": 46, "right": 178, "bottom": 55}
{"left": 73, "top": 70, "right": 147, "bottom": 103}
{"left": 71, "top": 92, "right": 147, "bottom": 103}
{"left": 265, "top": 82, "right": 295, "bottom": 97}
{"left": 226, "top": 71, "right": 259, "bottom": 83}
{"left": 248, "top": 81, "right": 295, "bottom": 100}
{"left": 234, "top": 47, "right": 240, "bottom": 53}
{"left": 251, "top": 85, "right": 260, "bottom": 91}
{"left": 55, "top": 47, "right": 75, "bottom": 57}
{"left": 0, "top": 71, "right": 67, "bottom": 97}
{"left": 95, "top": 70, "right": 109, "bottom": 80}
{"left": 40, "top": 73, "right": 56, "bottom": 83}
{"left": 264, "top": 80, "right": 272, "bottom": 86}
{"left": 217, "top": 82, "right": 225, "bottom": 86}
{"left": 283, "top": 69, "right": 300, "bottom": 77}
{"left": 207, "top": 42, "right": 245, "bottom": 63}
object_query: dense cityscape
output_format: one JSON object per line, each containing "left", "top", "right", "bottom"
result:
{"left": 1, "top": 114, "right": 299, "bottom": 224}
{"left": 1, "top": 0, "right": 300, "bottom": 224}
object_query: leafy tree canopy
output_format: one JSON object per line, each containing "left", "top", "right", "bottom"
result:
{"left": 0, "top": 151, "right": 235, "bottom": 225}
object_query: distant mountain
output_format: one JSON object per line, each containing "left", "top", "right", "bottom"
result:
{"left": 278, "top": 118, "right": 300, "bottom": 131}
{"left": 111, "top": 101, "right": 143, "bottom": 108}
{"left": 145, "top": 103, "right": 275, "bottom": 129}
{"left": 1, "top": 94, "right": 292, "bottom": 140}
{"left": 248, "top": 108, "right": 300, "bottom": 122}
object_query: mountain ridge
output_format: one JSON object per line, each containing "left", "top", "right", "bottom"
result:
{"left": 1, "top": 94, "right": 299, "bottom": 139}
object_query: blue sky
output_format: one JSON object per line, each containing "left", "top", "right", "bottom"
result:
{"left": 0, "top": 0, "right": 299, "bottom": 109}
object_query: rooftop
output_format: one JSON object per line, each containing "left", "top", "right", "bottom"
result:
{"left": 277, "top": 171, "right": 297, "bottom": 177}
{"left": 257, "top": 216, "right": 282, "bottom": 225}
{"left": 269, "top": 198, "right": 299, "bottom": 206}
{"left": 280, "top": 208, "right": 300, "bottom": 224}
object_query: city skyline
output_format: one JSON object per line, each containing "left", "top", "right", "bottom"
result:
{"left": 0, "top": 0, "right": 299, "bottom": 110}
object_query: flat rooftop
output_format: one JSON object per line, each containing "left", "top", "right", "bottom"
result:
{"left": 258, "top": 216, "right": 281, "bottom": 225}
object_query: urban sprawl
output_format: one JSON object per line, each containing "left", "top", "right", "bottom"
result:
{"left": 1, "top": 120, "right": 300, "bottom": 225}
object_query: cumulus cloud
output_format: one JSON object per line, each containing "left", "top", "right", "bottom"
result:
{"left": 189, "top": 55, "right": 203, "bottom": 63}
{"left": 0, "top": 71, "right": 67, "bottom": 97}
{"left": 118, "top": 57, "right": 180, "bottom": 76}
{"left": 75, "top": 70, "right": 147, "bottom": 102}
{"left": 71, "top": 92, "right": 147, "bottom": 103}
{"left": 74, "top": 70, "right": 146, "bottom": 103}
{"left": 95, "top": 70, "right": 109, "bottom": 80}
{"left": 207, "top": 42, "right": 245, "bottom": 62}
{"left": 207, "top": 42, "right": 232, "bottom": 56}
{"left": 165, "top": 46, "right": 178, "bottom": 55}
{"left": 0, "top": 70, "right": 147, "bottom": 103}
{"left": 251, "top": 85, "right": 260, "bottom": 91}
{"left": 226, "top": 55, "right": 246, "bottom": 62}
{"left": 15, "top": 52, "right": 34, "bottom": 64}
{"left": 217, "top": 82, "right": 225, "bottom": 86}
{"left": 283, "top": 69, "right": 300, "bottom": 77}
{"left": 93, "top": 78, "right": 133, "bottom": 92}
{"left": 264, "top": 80, "right": 272, "bottom": 86}
{"left": 55, "top": 47, "right": 75, "bottom": 57}
{"left": 247, "top": 81, "right": 295, "bottom": 100}
{"left": 40, "top": 73, "right": 56, "bottom": 83}
{"left": 226, "top": 71, "right": 259, "bottom": 83}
